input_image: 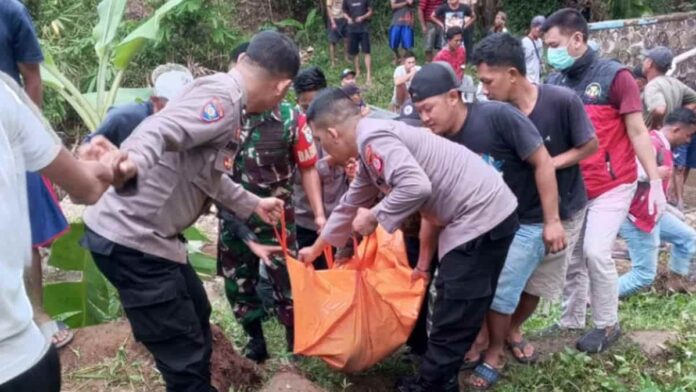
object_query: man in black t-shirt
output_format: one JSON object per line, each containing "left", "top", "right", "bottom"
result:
{"left": 458, "top": 33, "right": 598, "bottom": 389}
{"left": 432, "top": 0, "right": 475, "bottom": 63}
{"left": 343, "top": 0, "right": 373, "bottom": 86}
{"left": 406, "top": 61, "right": 566, "bottom": 391}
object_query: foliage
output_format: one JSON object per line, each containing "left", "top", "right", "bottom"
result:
{"left": 41, "top": 0, "right": 184, "bottom": 132}
{"left": 183, "top": 226, "right": 217, "bottom": 276}
{"left": 275, "top": 8, "right": 320, "bottom": 46}
{"left": 501, "top": 0, "right": 565, "bottom": 34}
{"left": 44, "top": 223, "right": 121, "bottom": 328}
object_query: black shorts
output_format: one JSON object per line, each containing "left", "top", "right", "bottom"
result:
{"left": 0, "top": 345, "right": 60, "bottom": 392}
{"left": 327, "top": 18, "right": 348, "bottom": 44}
{"left": 348, "top": 32, "right": 371, "bottom": 55}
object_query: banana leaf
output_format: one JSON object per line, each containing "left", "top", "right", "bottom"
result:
{"left": 112, "top": 0, "right": 185, "bottom": 70}
{"left": 44, "top": 223, "right": 121, "bottom": 328}
{"left": 93, "top": 0, "right": 127, "bottom": 60}
{"left": 83, "top": 87, "right": 152, "bottom": 107}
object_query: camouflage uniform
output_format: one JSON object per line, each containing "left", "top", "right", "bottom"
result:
{"left": 217, "top": 102, "right": 317, "bottom": 329}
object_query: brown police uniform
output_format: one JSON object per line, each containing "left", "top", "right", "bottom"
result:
{"left": 322, "top": 118, "right": 519, "bottom": 389}
{"left": 82, "top": 70, "right": 257, "bottom": 392}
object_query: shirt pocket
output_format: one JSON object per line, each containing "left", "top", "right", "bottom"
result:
{"left": 257, "top": 150, "right": 292, "bottom": 185}
{"left": 139, "top": 157, "right": 181, "bottom": 219}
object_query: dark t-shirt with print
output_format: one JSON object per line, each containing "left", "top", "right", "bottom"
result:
{"left": 391, "top": 0, "right": 415, "bottom": 27}
{"left": 0, "top": 0, "right": 44, "bottom": 84}
{"left": 434, "top": 3, "right": 472, "bottom": 34}
{"left": 343, "top": 0, "right": 371, "bottom": 33}
{"left": 529, "top": 84, "right": 595, "bottom": 220}
{"left": 449, "top": 101, "right": 544, "bottom": 223}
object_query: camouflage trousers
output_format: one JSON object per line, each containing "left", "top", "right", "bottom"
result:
{"left": 217, "top": 215, "right": 296, "bottom": 329}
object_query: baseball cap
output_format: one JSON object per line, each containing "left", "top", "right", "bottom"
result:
{"left": 530, "top": 15, "right": 546, "bottom": 27}
{"left": 643, "top": 46, "right": 674, "bottom": 72}
{"left": 151, "top": 63, "right": 194, "bottom": 101}
{"left": 409, "top": 62, "right": 462, "bottom": 103}
{"left": 396, "top": 100, "right": 422, "bottom": 127}
{"left": 341, "top": 68, "right": 356, "bottom": 80}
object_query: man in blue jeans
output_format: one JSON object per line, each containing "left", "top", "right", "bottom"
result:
{"left": 619, "top": 108, "right": 696, "bottom": 297}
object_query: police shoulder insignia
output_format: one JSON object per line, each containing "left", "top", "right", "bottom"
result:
{"left": 365, "top": 144, "right": 384, "bottom": 174}
{"left": 201, "top": 98, "right": 225, "bottom": 123}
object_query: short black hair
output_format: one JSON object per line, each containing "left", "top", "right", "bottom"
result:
{"left": 542, "top": 8, "right": 589, "bottom": 42}
{"left": 446, "top": 26, "right": 464, "bottom": 41}
{"left": 245, "top": 31, "right": 300, "bottom": 79}
{"left": 306, "top": 87, "right": 360, "bottom": 129}
{"left": 404, "top": 51, "right": 416, "bottom": 60}
{"left": 472, "top": 33, "right": 526, "bottom": 76}
{"left": 631, "top": 65, "right": 646, "bottom": 80}
{"left": 665, "top": 108, "right": 696, "bottom": 127}
{"left": 230, "top": 42, "right": 249, "bottom": 63}
{"left": 293, "top": 66, "right": 327, "bottom": 95}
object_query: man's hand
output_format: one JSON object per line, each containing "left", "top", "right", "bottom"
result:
{"left": 648, "top": 179, "right": 667, "bottom": 219}
{"left": 112, "top": 154, "right": 137, "bottom": 189}
{"left": 77, "top": 135, "right": 117, "bottom": 161}
{"left": 411, "top": 266, "right": 430, "bottom": 283}
{"left": 298, "top": 245, "right": 322, "bottom": 265}
{"left": 543, "top": 220, "right": 567, "bottom": 254}
{"left": 255, "top": 197, "right": 285, "bottom": 225}
{"left": 315, "top": 215, "right": 327, "bottom": 233}
{"left": 352, "top": 207, "right": 378, "bottom": 236}
{"left": 346, "top": 17, "right": 354, "bottom": 24}
{"left": 247, "top": 241, "right": 283, "bottom": 266}
{"left": 331, "top": 20, "right": 337, "bottom": 30}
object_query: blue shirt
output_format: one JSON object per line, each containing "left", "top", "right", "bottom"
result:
{"left": 85, "top": 101, "right": 154, "bottom": 147}
{"left": 0, "top": 0, "right": 44, "bottom": 83}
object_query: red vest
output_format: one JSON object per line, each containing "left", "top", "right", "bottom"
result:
{"left": 547, "top": 52, "right": 637, "bottom": 199}
{"left": 628, "top": 131, "right": 672, "bottom": 232}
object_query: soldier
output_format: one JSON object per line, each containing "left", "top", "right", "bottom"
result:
{"left": 298, "top": 88, "right": 519, "bottom": 392}
{"left": 79, "top": 31, "right": 298, "bottom": 392}
{"left": 217, "top": 100, "right": 322, "bottom": 362}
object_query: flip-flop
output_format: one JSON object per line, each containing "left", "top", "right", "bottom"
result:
{"left": 468, "top": 362, "right": 502, "bottom": 391}
{"left": 506, "top": 339, "right": 539, "bottom": 364}
{"left": 40, "top": 320, "right": 74, "bottom": 349}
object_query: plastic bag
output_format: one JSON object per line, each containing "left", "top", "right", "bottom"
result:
{"left": 278, "top": 220, "right": 426, "bottom": 372}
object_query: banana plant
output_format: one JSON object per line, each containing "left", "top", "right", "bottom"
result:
{"left": 41, "top": 0, "right": 184, "bottom": 132}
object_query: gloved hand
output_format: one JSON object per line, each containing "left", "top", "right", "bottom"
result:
{"left": 648, "top": 179, "right": 667, "bottom": 220}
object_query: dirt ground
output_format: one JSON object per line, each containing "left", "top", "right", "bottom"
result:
{"left": 60, "top": 322, "right": 262, "bottom": 392}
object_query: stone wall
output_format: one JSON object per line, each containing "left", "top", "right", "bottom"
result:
{"left": 589, "top": 12, "right": 696, "bottom": 88}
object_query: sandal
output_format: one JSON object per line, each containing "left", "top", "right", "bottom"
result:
{"left": 40, "top": 320, "right": 74, "bottom": 349}
{"left": 468, "top": 362, "right": 502, "bottom": 390}
{"left": 506, "top": 339, "right": 539, "bottom": 364}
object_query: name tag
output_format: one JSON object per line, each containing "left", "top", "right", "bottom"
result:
{"left": 214, "top": 146, "right": 238, "bottom": 174}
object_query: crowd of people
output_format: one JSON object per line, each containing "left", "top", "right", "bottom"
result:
{"left": 2, "top": 0, "right": 696, "bottom": 392}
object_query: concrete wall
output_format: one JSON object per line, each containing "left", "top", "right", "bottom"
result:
{"left": 589, "top": 11, "right": 696, "bottom": 88}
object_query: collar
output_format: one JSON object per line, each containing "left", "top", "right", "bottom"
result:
{"left": 562, "top": 48, "right": 596, "bottom": 80}
{"left": 228, "top": 68, "right": 247, "bottom": 116}
{"left": 653, "top": 130, "right": 671, "bottom": 151}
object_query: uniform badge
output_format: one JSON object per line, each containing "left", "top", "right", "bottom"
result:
{"left": 214, "top": 148, "right": 236, "bottom": 173}
{"left": 201, "top": 98, "right": 224, "bottom": 123}
{"left": 302, "top": 124, "right": 313, "bottom": 144}
{"left": 584, "top": 83, "right": 602, "bottom": 102}
{"left": 365, "top": 144, "right": 383, "bottom": 174}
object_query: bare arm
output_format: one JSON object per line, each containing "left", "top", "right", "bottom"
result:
{"left": 431, "top": 11, "right": 444, "bottom": 29}
{"left": 626, "top": 112, "right": 661, "bottom": 180}
{"left": 552, "top": 137, "right": 598, "bottom": 169}
{"left": 417, "top": 7, "right": 427, "bottom": 32}
{"left": 464, "top": 7, "right": 476, "bottom": 29}
{"left": 300, "top": 166, "right": 327, "bottom": 231}
{"left": 391, "top": 0, "right": 407, "bottom": 10}
{"left": 18, "top": 63, "right": 42, "bottom": 108}
{"left": 40, "top": 148, "right": 114, "bottom": 205}
{"left": 527, "top": 146, "right": 566, "bottom": 253}
{"left": 648, "top": 106, "right": 667, "bottom": 130}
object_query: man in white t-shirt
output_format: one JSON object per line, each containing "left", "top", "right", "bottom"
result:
{"left": 521, "top": 15, "right": 545, "bottom": 84}
{"left": 391, "top": 52, "right": 421, "bottom": 111}
{"left": 0, "top": 72, "right": 124, "bottom": 392}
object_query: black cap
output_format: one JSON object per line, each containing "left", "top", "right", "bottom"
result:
{"left": 409, "top": 62, "right": 461, "bottom": 103}
{"left": 644, "top": 46, "right": 674, "bottom": 72}
{"left": 396, "top": 100, "right": 422, "bottom": 127}
{"left": 341, "top": 68, "right": 356, "bottom": 80}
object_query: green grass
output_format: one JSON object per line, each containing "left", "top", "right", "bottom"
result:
{"left": 210, "top": 286, "right": 696, "bottom": 391}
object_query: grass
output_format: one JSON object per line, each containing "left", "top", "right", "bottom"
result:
{"left": 205, "top": 273, "right": 696, "bottom": 392}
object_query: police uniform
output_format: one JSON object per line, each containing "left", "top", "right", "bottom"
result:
{"left": 322, "top": 118, "right": 519, "bottom": 389}
{"left": 82, "top": 70, "right": 257, "bottom": 392}
{"left": 217, "top": 102, "right": 317, "bottom": 339}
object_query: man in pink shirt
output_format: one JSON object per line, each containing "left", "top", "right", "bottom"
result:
{"left": 434, "top": 27, "right": 466, "bottom": 81}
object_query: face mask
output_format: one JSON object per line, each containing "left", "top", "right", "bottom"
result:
{"left": 547, "top": 46, "right": 576, "bottom": 70}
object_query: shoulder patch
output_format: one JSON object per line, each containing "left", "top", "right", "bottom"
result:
{"left": 201, "top": 98, "right": 225, "bottom": 123}
{"left": 365, "top": 144, "right": 384, "bottom": 175}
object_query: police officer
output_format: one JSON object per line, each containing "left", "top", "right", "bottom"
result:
{"left": 79, "top": 31, "right": 300, "bottom": 392}
{"left": 298, "top": 88, "right": 519, "bottom": 392}
{"left": 217, "top": 100, "right": 321, "bottom": 362}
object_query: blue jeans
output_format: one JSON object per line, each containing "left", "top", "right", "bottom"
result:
{"left": 490, "top": 223, "right": 545, "bottom": 314}
{"left": 619, "top": 212, "right": 696, "bottom": 297}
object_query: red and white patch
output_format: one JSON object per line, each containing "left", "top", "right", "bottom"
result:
{"left": 371, "top": 154, "right": 383, "bottom": 174}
